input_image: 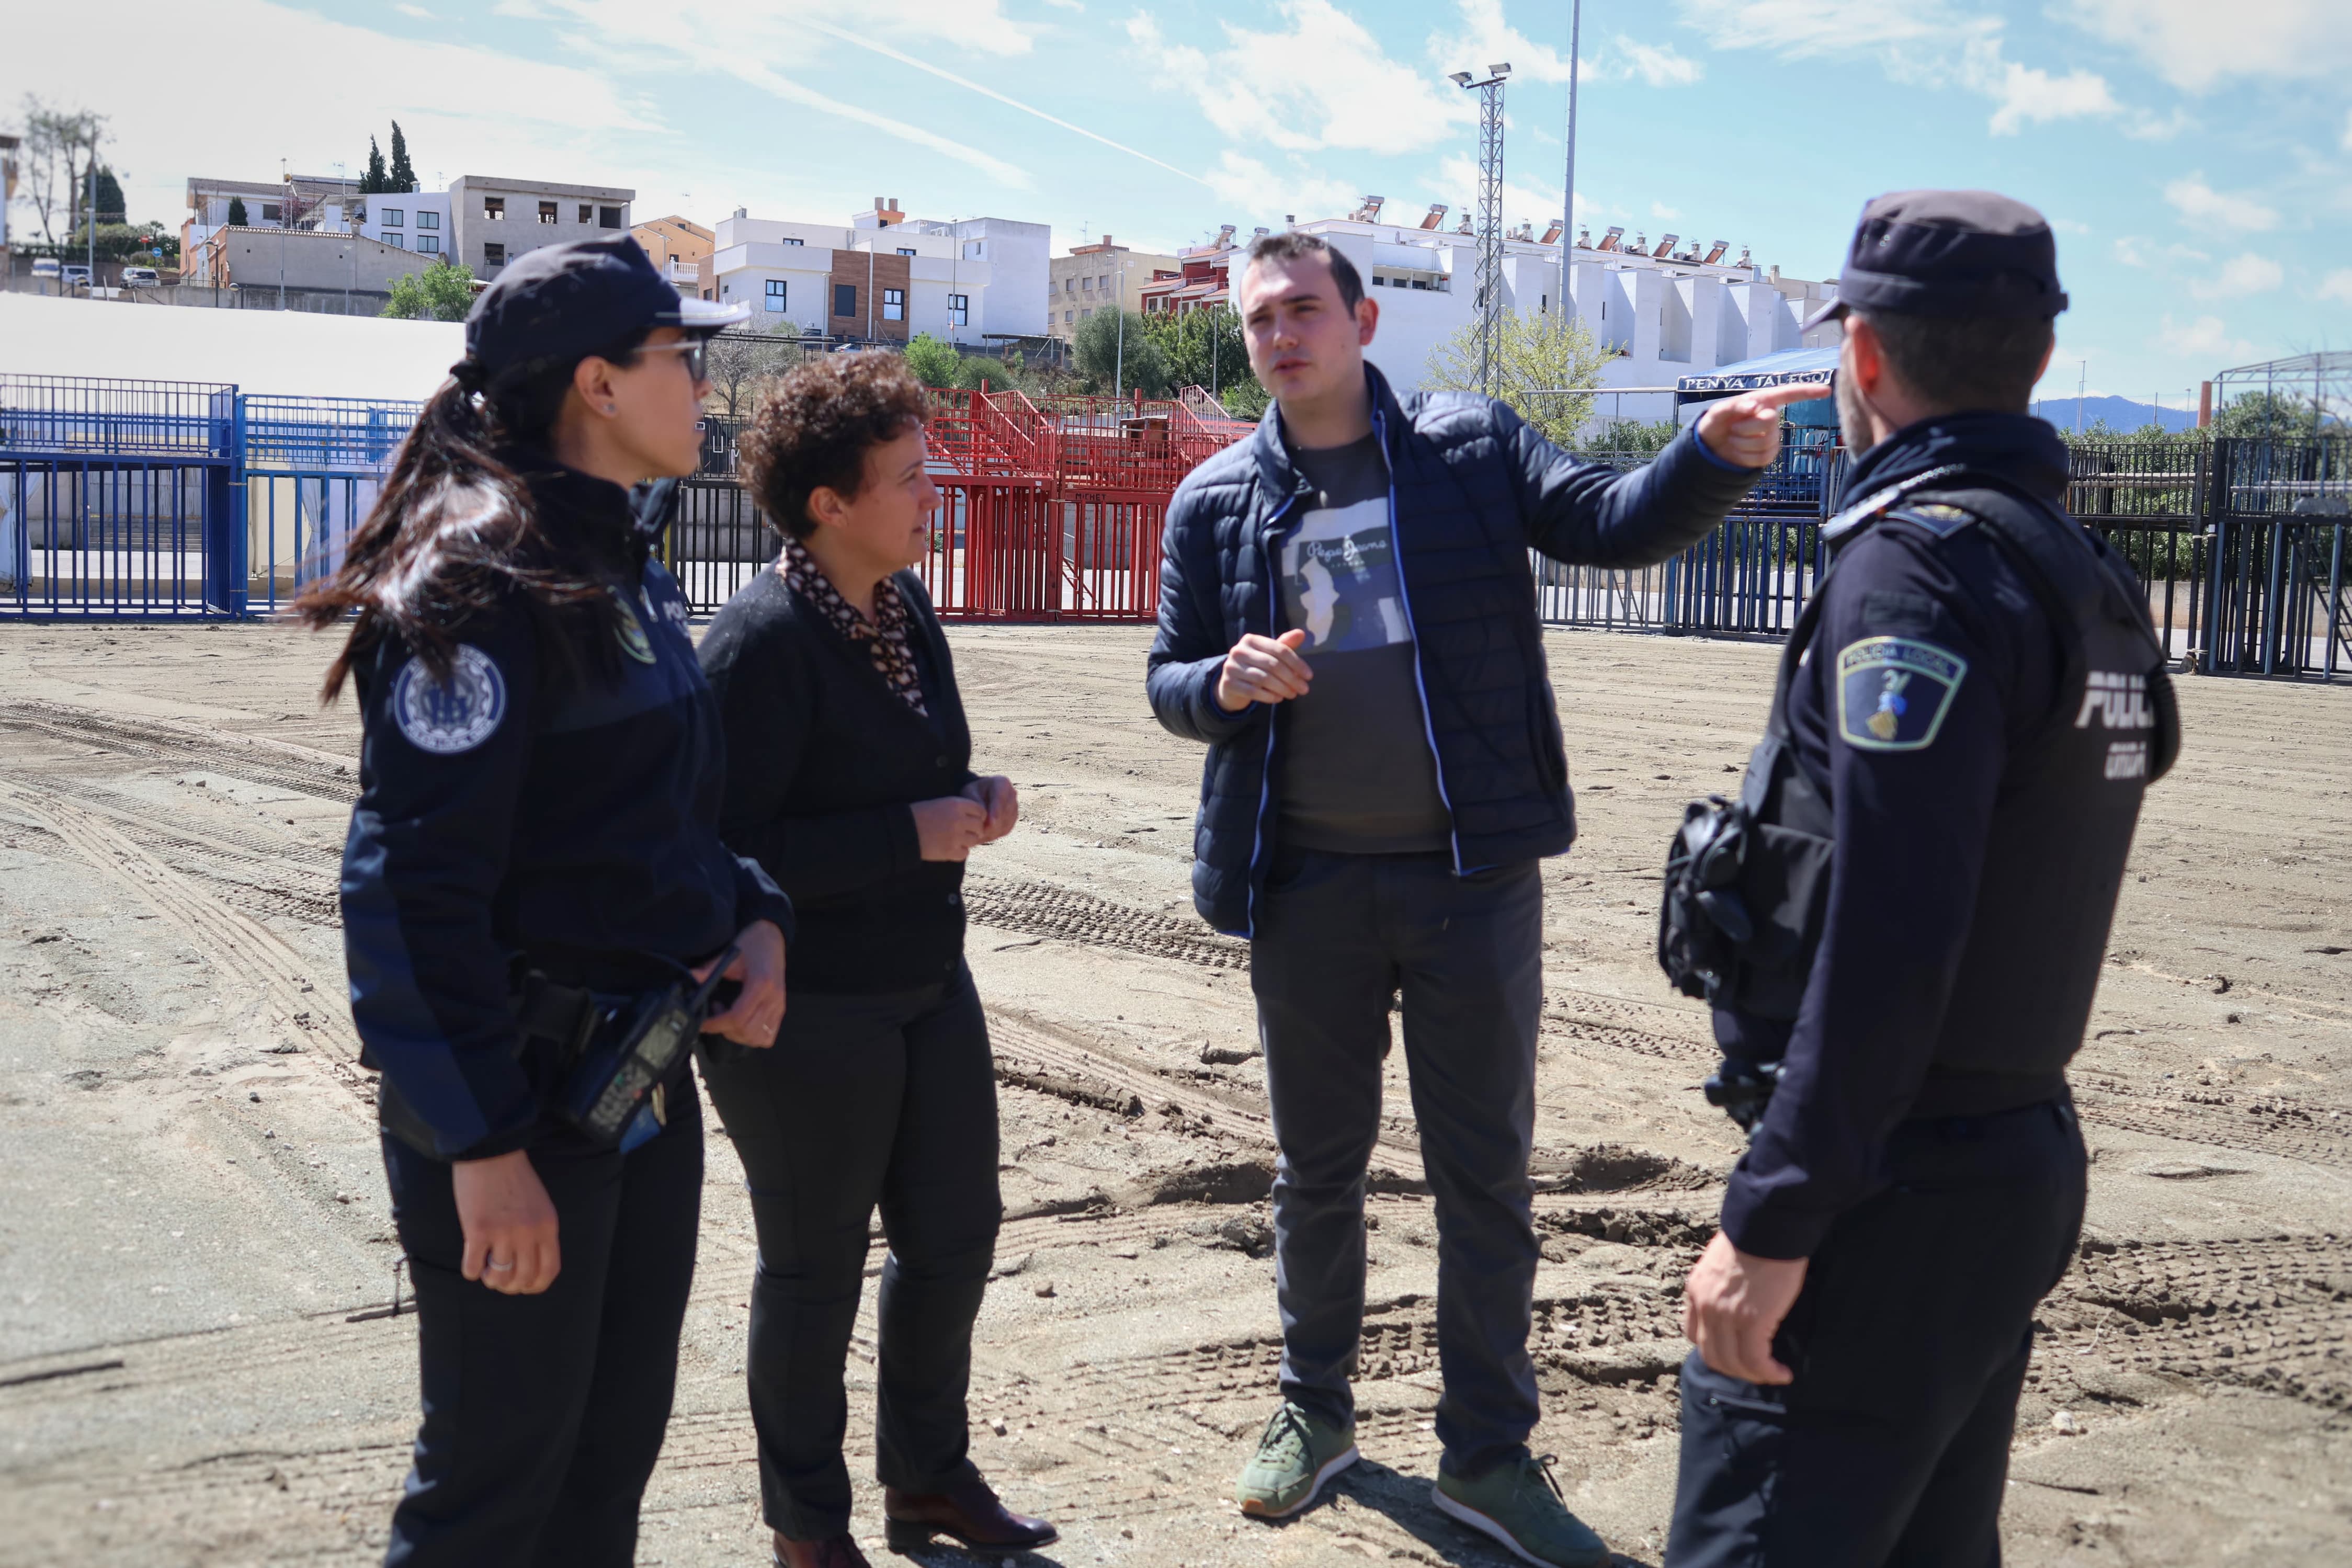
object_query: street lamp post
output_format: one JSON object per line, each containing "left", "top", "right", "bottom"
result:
{"left": 1561, "top": 0, "right": 1581, "bottom": 323}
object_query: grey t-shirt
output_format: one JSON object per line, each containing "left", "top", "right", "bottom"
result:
{"left": 1272, "top": 433, "right": 1451, "bottom": 854}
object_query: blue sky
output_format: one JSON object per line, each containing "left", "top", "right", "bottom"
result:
{"left": 10, "top": 0, "right": 2349, "bottom": 407}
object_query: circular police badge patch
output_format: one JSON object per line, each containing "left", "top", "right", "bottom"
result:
{"left": 390, "top": 645, "right": 508, "bottom": 755}
{"left": 614, "top": 595, "right": 657, "bottom": 664}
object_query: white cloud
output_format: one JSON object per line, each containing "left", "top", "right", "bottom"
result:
{"left": 1678, "top": 0, "right": 2119, "bottom": 135}
{"left": 2344, "top": 108, "right": 2352, "bottom": 152}
{"left": 1133, "top": 2, "right": 1470, "bottom": 157}
{"left": 394, "top": 3, "right": 433, "bottom": 15}
{"left": 1986, "top": 62, "right": 2118, "bottom": 136}
{"left": 1609, "top": 37, "right": 1705, "bottom": 87}
{"left": 2062, "top": 0, "right": 2352, "bottom": 93}
{"left": 2163, "top": 175, "right": 2279, "bottom": 233}
{"left": 1041, "top": 0, "right": 1084, "bottom": 9}
{"left": 2319, "top": 269, "right": 2352, "bottom": 305}
{"left": 1651, "top": 202, "right": 1684, "bottom": 221}
{"left": 2190, "top": 253, "right": 2286, "bottom": 300}
{"left": 2051, "top": 218, "right": 2093, "bottom": 235}
{"left": 2156, "top": 314, "right": 2256, "bottom": 363}
{"left": 1199, "top": 151, "right": 1362, "bottom": 222}
{"left": 1428, "top": 0, "right": 1576, "bottom": 85}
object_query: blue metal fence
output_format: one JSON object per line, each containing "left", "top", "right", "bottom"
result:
{"left": 241, "top": 394, "right": 424, "bottom": 617}
{"left": 3, "top": 376, "right": 2344, "bottom": 686}
{"left": 1, "top": 376, "right": 241, "bottom": 618}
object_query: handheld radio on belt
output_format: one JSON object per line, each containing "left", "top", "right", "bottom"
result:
{"left": 522, "top": 946, "right": 738, "bottom": 1153}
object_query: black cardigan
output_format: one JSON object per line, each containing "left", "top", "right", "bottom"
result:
{"left": 699, "top": 566, "right": 975, "bottom": 994}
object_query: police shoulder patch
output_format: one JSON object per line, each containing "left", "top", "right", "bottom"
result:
{"left": 391, "top": 645, "right": 508, "bottom": 755}
{"left": 1835, "top": 636, "right": 1968, "bottom": 752}
{"left": 613, "top": 595, "right": 657, "bottom": 664}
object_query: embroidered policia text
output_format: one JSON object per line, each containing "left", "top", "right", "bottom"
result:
{"left": 2074, "top": 670, "right": 2155, "bottom": 731}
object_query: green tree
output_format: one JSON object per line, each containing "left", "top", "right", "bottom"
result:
{"left": 1578, "top": 418, "right": 1680, "bottom": 461}
{"left": 226, "top": 196, "right": 248, "bottom": 227}
{"left": 1073, "top": 309, "right": 1171, "bottom": 398}
{"left": 2211, "top": 389, "right": 2325, "bottom": 440}
{"left": 361, "top": 137, "right": 388, "bottom": 195}
{"left": 381, "top": 258, "right": 477, "bottom": 322}
{"left": 90, "top": 166, "right": 126, "bottom": 225}
{"left": 903, "top": 333, "right": 961, "bottom": 388}
{"left": 1424, "top": 311, "right": 1613, "bottom": 447}
{"left": 388, "top": 121, "right": 416, "bottom": 194}
{"left": 1140, "top": 304, "right": 1258, "bottom": 406}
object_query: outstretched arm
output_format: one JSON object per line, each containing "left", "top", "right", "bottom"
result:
{"left": 1514, "top": 384, "right": 1829, "bottom": 568}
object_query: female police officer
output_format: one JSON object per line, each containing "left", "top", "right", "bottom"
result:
{"left": 297, "top": 235, "right": 791, "bottom": 1567}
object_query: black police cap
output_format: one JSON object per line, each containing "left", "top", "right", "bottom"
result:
{"left": 456, "top": 234, "right": 748, "bottom": 391}
{"left": 1804, "top": 189, "right": 2067, "bottom": 332}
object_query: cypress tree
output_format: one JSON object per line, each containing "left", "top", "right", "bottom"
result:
{"left": 388, "top": 122, "right": 416, "bottom": 194}
{"left": 362, "top": 137, "right": 388, "bottom": 195}
{"left": 228, "top": 196, "right": 248, "bottom": 227}
{"left": 92, "top": 167, "right": 126, "bottom": 226}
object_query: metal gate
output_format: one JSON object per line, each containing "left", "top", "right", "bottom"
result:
{"left": 0, "top": 376, "right": 241, "bottom": 618}
{"left": 240, "top": 395, "right": 422, "bottom": 617}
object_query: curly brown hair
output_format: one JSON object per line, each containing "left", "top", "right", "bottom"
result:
{"left": 737, "top": 353, "right": 930, "bottom": 540}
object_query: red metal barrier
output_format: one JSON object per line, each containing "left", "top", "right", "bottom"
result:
{"left": 911, "top": 387, "right": 1249, "bottom": 622}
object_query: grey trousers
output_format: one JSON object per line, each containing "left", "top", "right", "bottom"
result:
{"left": 1250, "top": 846, "right": 1544, "bottom": 1478}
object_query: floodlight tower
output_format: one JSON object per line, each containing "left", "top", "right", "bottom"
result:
{"left": 1449, "top": 64, "right": 1511, "bottom": 394}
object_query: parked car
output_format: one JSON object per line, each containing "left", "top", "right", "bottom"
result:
{"left": 30, "top": 257, "right": 60, "bottom": 280}
{"left": 60, "top": 264, "right": 93, "bottom": 289}
{"left": 120, "top": 266, "right": 160, "bottom": 288}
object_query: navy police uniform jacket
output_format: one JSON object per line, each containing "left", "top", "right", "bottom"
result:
{"left": 1717, "top": 413, "right": 2166, "bottom": 1258}
{"left": 339, "top": 464, "right": 792, "bottom": 1161}
{"left": 1146, "top": 362, "right": 1762, "bottom": 935}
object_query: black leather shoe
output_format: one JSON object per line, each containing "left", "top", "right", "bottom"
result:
{"left": 772, "top": 1530, "right": 872, "bottom": 1568}
{"left": 883, "top": 1473, "right": 1059, "bottom": 1555}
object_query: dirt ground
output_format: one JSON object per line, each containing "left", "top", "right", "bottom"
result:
{"left": 0, "top": 617, "right": 2346, "bottom": 1568}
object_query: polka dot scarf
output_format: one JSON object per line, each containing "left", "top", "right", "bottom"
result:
{"left": 778, "top": 534, "right": 929, "bottom": 717}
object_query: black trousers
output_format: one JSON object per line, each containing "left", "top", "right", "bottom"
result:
{"left": 381, "top": 1080, "right": 703, "bottom": 1568}
{"left": 697, "top": 962, "right": 1002, "bottom": 1541}
{"left": 1665, "top": 1098, "right": 2088, "bottom": 1568}
{"left": 1251, "top": 847, "right": 1546, "bottom": 1478}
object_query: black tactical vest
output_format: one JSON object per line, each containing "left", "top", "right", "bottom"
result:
{"left": 1660, "top": 466, "right": 2179, "bottom": 1109}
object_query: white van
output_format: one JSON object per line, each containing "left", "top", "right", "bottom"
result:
{"left": 30, "top": 257, "right": 60, "bottom": 280}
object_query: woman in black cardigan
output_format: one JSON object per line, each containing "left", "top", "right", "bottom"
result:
{"left": 697, "top": 355, "right": 1055, "bottom": 1568}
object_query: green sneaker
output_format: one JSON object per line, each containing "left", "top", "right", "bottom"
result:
{"left": 1433, "top": 1454, "right": 1610, "bottom": 1567}
{"left": 1234, "top": 1401, "right": 1358, "bottom": 1518}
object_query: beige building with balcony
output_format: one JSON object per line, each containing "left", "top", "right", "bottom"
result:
{"left": 633, "top": 215, "right": 713, "bottom": 297}
{"left": 1047, "top": 236, "right": 1180, "bottom": 343}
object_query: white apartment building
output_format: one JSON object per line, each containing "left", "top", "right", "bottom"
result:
{"left": 706, "top": 199, "right": 1048, "bottom": 346}
{"left": 1148, "top": 204, "right": 1839, "bottom": 419}
{"left": 358, "top": 191, "right": 454, "bottom": 260}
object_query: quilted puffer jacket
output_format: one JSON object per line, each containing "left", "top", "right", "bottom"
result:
{"left": 1145, "top": 363, "right": 1760, "bottom": 935}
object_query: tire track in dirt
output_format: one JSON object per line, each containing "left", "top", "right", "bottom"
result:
{"left": 2047, "top": 1233, "right": 2352, "bottom": 1411}
{"left": 2073, "top": 1075, "right": 2351, "bottom": 1169}
{"left": 0, "top": 699, "right": 358, "bottom": 802}
{"left": 0, "top": 780, "right": 359, "bottom": 1073}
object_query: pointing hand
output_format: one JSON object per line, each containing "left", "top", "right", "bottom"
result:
{"left": 1696, "top": 382, "right": 1833, "bottom": 471}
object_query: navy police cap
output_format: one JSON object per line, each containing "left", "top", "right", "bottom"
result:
{"left": 1804, "top": 189, "right": 2067, "bottom": 333}
{"left": 459, "top": 234, "right": 749, "bottom": 389}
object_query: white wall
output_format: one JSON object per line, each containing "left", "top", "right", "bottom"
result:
{"left": 0, "top": 292, "right": 461, "bottom": 401}
{"left": 360, "top": 192, "right": 452, "bottom": 259}
{"left": 713, "top": 214, "right": 1019, "bottom": 344}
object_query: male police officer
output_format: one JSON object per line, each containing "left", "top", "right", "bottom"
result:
{"left": 1662, "top": 191, "right": 2178, "bottom": 1566}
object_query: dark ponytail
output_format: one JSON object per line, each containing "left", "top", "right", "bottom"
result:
{"left": 296, "top": 334, "right": 647, "bottom": 700}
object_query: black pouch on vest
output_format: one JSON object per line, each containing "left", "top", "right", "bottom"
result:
{"left": 1657, "top": 593, "right": 1835, "bottom": 1017}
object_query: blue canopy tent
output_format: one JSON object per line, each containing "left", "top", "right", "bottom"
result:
{"left": 1675, "top": 346, "right": 1839, "bottom": 428}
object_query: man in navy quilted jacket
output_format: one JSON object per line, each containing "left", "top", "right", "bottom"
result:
{"left": 1146, "top": 230, "right": 1821, "bottom": 1566}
